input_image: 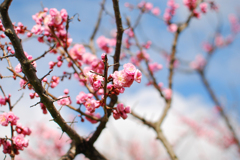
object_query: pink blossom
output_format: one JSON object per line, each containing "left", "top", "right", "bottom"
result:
{"left": 64, "top": 89, "right": 69, "bottom": 95}
{"left": 15, "top": 63, "right": 22, "bottom": 73}
{"left": 60, "top": 9, "right": 68, "bottom": 22}
{"left": 84, "top": 99, "right": 100, "bottom": 113}
{"left": 148, "top": 63, "right": 163, "bottom": 72}
{"left": 101, "top": 53, "right": 106, "bottom": 61}
{"left": 145, "top": 2, "right": 153, "bottom": 11}
{"left": 125, "top": 28, "right": 134, "bottom": 38}
{"left": 16, "top": 123, "right": 31, "bottom": 136}
{"left": 87, "top": 71, "right": 104, "bottom": 91}
{"left": 57, "top": 61, "right": 62, "bottom": 67}
{"left": 113, "top": 103, "right": 131, "bottom": 120}
{"left": 0, "top": 113, "right": 8, "bottom": 126}
{"left": 42, "top": 77, "right": 47, "bottom": 82}
{"left": 200, "top": 2, "right": 208, "bottom": 13}
{"left": 29, "top": 93, "right": 35, "bottom": 99}
{"left": 19, "top": 79, "right": 27, "bottom": 88}
{"left": 117, "top": 103, "right": 125, "bottom": 112}
{"left": 76, "top": 92, "right": 93, "bottom": 104}
{"left": 183, "top": 0, "right": 197, "bottom": 11}
{"left": 143, "top": 40, "right": 152, "bottom": 49}
{"left": 113, "top": 110, "right": 121, "bottom": 120}
{"left": 124, "top": 106, "right": 131, "bottom": 113}
{"left": 168, "top": 23, "right": 178, "bottom": 32}
{"left": 96, "top": 36, "right": 113, "bottom": 53}
{"left": 0, "top": 96, "right": 6, "bottom": 106}
{"left": 152, "top": 7, "right": 161, "bottom": 16}
{"left": 158, "top": 82, "right": 163, "bottom": 89}
{"left": 57, "top": 95, "right": 71, "bottom": 106}
{"left": 123, "top": 63, "right": 136, "bottom": 76}
{"left": 215, "top": 34, "right": 224, "bottom": 47}
{"left": 85, "top": 111, "right": 101, "bottom": 124}
{"left": 193, "top": 10, "right": 201, "bottom": 19}
{"left": 49, "top": 61, "right": 55, "bottom": 69}
{"left": 12, "top": 134, "right": 29, "bottom": 150}
{"left": 134, "top": 69, "right": 142, "bottom": 83}
{"left": 164, "top": 88, "right": 172, "bottom": 100}
{"left": 31, "top": 24, "right": 42, "bottom": 34}
{"left": 50, "top": 76, "right": 60, "bottom": 88}
{"left": 49, "top": 8, "right": 62, "bottom": 25}
{"left": 69, "top": 44, "right": 85, "bottom": 60}
{"left": 111, "top": 70, "right": 134, "bottom": 88}
{"left": 190, "top": 54, "right": 206, "bottom": 70}
{"left": 202, "top": 42, "right": 213, "bottom": 52}
{"left": 40, "top": 103, "right": 48, "bottom": 114}
{"left": 7, "top": 112, "right": 19, "bottom": 125}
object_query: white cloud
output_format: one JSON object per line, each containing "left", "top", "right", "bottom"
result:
{"left": 95, "top": 88, "right": 239, "bottom": 160}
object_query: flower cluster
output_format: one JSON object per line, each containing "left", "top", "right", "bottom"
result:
{"left": 0, "top": 95, "right": 7, "bottom": 106}
{"left": 183, "top": 0, "right": 209, "bottom": 18}
{"left": 96, "top": 36, "right": 116, "bottom": 54}
{"left": 113, "top": 103, "right": 131, "bottom": 120}
{"left": 130, "top": 50, "right": 150, "bottom": 66}
{"left": 110, "top": 63, "right": 142, "bottom": 91}
{"left": 15, "top": 52, "right": 37, "bottom": 74}
{"left": 76, "top": 92, "right": 100, "bottom": 113}
{"left": 57, "top": 95, "right": 71, "bottom": 106}
{"left": 190, "top": 54, "right": 206, "bottom": 70}
{"left": 84, "top": 111, "right": 101, "bottom": 124}
{"left": 0, "top": 112, "right": 31, "bottom": 155}
{"left": 229, "top": 14, "right": 240, "bottom": 33}
{"left": 164, "top": 0, "right": 179, "bottom": 32}
{"left": 30, "top": 8, "right": 71, "bottom": 48}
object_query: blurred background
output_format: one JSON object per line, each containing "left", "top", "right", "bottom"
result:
{"left": 0, "top": 0, "right": 240, "bottom": 159}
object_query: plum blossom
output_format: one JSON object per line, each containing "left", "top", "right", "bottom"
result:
{"left": 7, "top": 112, "right": 19, "bottom": 126}
{"left": 76, "top": 92, "right": 93, "bottom": 104}
{"left": 134, "top": 70, "right": 142, "bottom": 83}
{"left": 69, "top": 44, "right": 85, "bottom": 60}
{"left": 57, "top": 95, "right": 71, "bottom": 106}
{"left": 96, "top": 36, "right": 114, "bottom": 53}
{"left": 12, "top": 134, "right": 29, "bottom": 151}
{"left": 163, "top": 88, "right": 172, "bottom": 100}
{"left": 148, "top": 63, "right": 163, "bottom": 72}
{"left": 0, "top": 112, "right": 8, "bottom": 126}
{"left": 0, "top": 96, "right": 6, "bottom": 106}
{"left": 113, "top": 103, "right": 131, "bottom": 120}
{"left": 87, "top": 71, "right": 104, "bottom": 91}
{"left": 111, "top": 63, "right": 141, "bottom": 89}
{"left": 152, "top": 7, "right": 161, "bottom": 16}
{"left": 190, "top": 54, "right": 206, "bottom": 70}
{"left": 16, "top": 123, "right": 32, "bottom": 136}
{"left": 15, "top": 63, "right": 22, "bottom": 73}
{"left": 202, "top": 42, "right": 213, "bottom": 52}
{"left": 200, "top": 2, "right": 208, "bottom": 13}
{"left": 40, "top": 103, "right": 48, "bottom": 114}
{"left": 123, "top": 63, "right": 136, "bottom": 75}
{"left": 85, "top": 111, "right": 101, "bottom": 124}
{"left": 168, "top": 23, "right": 178, "bottom": 32}
{"left": 84, "top": 99, "right": 100, "bottom": 113}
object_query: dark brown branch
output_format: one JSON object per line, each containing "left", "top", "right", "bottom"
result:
{"left": 0, "top": 1, "right": 106, "bottom": 160}
{"left": 157, "top": 3, "right": 201, "bottom": 126}
{"left": 12, "top": 93, "right": 24, "bottom": 108}
{"left": 88, "top": 0, "right": 124, "bottom": 145}
{"left": 112, "top": 0, "right": 124, "bottom": 72}
{"left": 198, "top": 70, "right": 240, "bottom": 150}
{"left": 30, "top": 45, "right": 55, "bottom": 63}
{"left": 0, "top": 53, "right": 15, "bottom": 59}
{"left": 130, "top": 110, "right": 178, "bottom": 160}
